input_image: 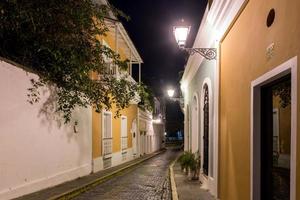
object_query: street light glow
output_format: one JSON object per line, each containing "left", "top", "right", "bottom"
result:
{"left": 152, "top": 118, "right": 162, "bottom": 124}
{"left": 167, "top": 89, "right": 175, "bottom": 97}
{"left": 173, "top": 26, "right": 190, "bottom": 48}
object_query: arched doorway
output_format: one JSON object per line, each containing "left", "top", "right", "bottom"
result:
{"left": 203, "top": 84, "right": 209, "bottom": 176}
{"left": 185, "top": 104, "right": 190, "bottom": 151}
{"left": 191, "top": 95, "right": 199, "bottom": 153}
{"left": 131, "top": 119, "right": 137, "bottom": 156}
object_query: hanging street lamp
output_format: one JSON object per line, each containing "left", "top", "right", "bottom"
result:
{"left": 173, "top": 20, "right": 217, "bottom": 60}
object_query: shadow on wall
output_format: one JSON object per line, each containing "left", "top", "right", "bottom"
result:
{"left": 37, "top": 85, "right": 63, "bottom": 131}
{"left": 32, "top": 77, "right": 92, "bottom": 166}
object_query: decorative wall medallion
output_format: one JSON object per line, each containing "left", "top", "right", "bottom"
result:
{"left": 266, "top": 43, "right": 275, "bottom": 60}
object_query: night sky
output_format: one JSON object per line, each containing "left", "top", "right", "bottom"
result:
{"left": 109, "top": 0, "right": 207, "bottom": 133}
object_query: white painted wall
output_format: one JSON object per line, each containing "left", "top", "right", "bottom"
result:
{"left": 153, "top": 123, "right": 164, "bottom": 152}
{"left": 181, "top": 0, "right": 248, "bottom": 198}
{"left": 138, "top": 109, "right": 162, "bottom": 155}
{"left": 0, "top": 60, "right": 92, "bottom": 199}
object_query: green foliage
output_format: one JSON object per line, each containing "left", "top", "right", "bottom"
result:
{"left": 138, "top": 83, "right": 155, "bottom": 112}
{"left": 0, "top": 0, "right": 138, "bottom": 123}
{"left": 178, "top": 151, "right": 201, "bottom": 180}
{"left": 178, "top": 151, "right": 194, "bottom": 171}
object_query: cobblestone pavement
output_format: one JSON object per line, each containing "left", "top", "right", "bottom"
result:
{"left": 74, "top": 148, "right": 180, "bottom": 200}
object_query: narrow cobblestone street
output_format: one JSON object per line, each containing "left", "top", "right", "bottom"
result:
{"left": 74, "top": 148, "right": 180, "bottom": 200}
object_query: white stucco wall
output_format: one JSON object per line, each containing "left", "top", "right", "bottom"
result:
{"left": 0, "top": 60, "right": 92, "bottom": 199}
{"left": 153, "top": 123, "right": 164, "bottom": 152}
{"left": 138, "top": 109, "right": 162, "bottom": 154}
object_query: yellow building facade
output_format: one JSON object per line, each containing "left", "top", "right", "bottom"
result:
{"left": 220, "top": 0, "right": 300, "bottom": 199}
{"left": 92, "top": 18, "right": 143, "bottom": 172}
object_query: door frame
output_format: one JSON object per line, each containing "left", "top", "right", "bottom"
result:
{"left": 251, "top": 56, "right": 297, "bottom": 200}
{"left": 200, "top": 77, "right": 217, "bottom": 195}
{"left": 131, "top": 119, "right": 137, "bottom": 155}
{"left": 191, "top": 93, "right": 199, "bottom": 153}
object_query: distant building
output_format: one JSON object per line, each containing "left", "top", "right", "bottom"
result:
{"left": 91, "top": 8, "right": 143, "bottom": 172}
{"left": 152, "top": 97, "right": 166, "bottom": 149}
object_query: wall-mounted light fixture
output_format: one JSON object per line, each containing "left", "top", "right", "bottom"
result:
{"left": 152, "top": 118, "right": 162, "bottom": 124}
{"left": 167, "top": 89, "right": 175, "bottom": 98}
{"left": 173, "top": 20, "right": 217, "bottom": 60}
{"left": 73, "top": 121, "right": 78, "bottom": 133}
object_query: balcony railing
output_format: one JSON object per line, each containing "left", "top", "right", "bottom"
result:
{"left": 103, "top": 137, "right": 113, "bottom": 156}
{"left": 121, "top": 136, "right": 128, "bottom": 150}
{"left": 104, "top": 63, "right": 117, "bottom": 75}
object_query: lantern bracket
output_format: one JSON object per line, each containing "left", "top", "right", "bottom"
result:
{"left": 181, "top": 47, "right": 217, "bottom": 60}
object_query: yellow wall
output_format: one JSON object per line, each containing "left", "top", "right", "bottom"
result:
{"left": 220, "top": 0, "right": 300, "bottom": 199}
{"left": 92, "top": 26, "right": 137, "bottom": 158}
{"left": 92, "top": 108, "right": 102, "bottom": 158}
{"left": 92, "top": 104, "right": 137, "bottom": 157}
{"left": 97, "top": 30, "right": 127, "bottom": 61}
{"left": 111, "top": 104, "right": 137, "bottom": 152}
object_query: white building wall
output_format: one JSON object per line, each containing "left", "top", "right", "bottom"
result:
{"left": 181, "top": 0, "right": 247, "bottom": 197}
{"left": 0, "top": 60, "right": 92, "bottom": 199}
{"left": 138, "top": 109, "right": 162, "bottom": 155}
{"left": 153, "top": 124, "right": 164, "bottom": 152}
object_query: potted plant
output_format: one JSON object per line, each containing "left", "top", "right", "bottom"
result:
{"left": 178, "top": 151, "right": 201, "bottom": 180}
{"left": 190, "top": 151, "right": 201, "bottom": 180}
{"left": 178, "top": 152, "right": 190, "bottom": 174}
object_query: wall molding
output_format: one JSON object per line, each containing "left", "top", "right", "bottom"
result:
{"left": 199, "top": 77, "right": 218, "bottom": 196}
{"left": 250, "top": 56, "right": 297, "bottom": 200}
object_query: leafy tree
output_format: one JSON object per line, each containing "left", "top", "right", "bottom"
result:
{"left": 138, "top": 83, "right": 154, "bottom": 112}
{"left": 0, "top": 0, "right": 138, "bottom": 122}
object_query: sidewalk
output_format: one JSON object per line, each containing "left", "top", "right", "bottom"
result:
{"left": 170, "top": 158, "right": 215, "bottom": 200}
{"left": 15, "top": 150, "right": 165, "bottom": 200}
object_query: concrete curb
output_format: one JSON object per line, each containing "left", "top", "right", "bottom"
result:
{"left": 169, "top": 153, "right": 181, "bottom": 200}
{"left": 48, "top": 150, "right": 166, "bottom": 200}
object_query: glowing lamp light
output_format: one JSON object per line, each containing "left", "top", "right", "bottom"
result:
{"left": 172, "top": 20, "right": 217, "bottom": 60}
{"left": 173, "top": 26, "right": 190, "bottom": 48}
{"left": 152, "top": 119, "right": 162, "bottom": 124}
{"left": 167, "top": 89, "right": 175, "bottom": 98}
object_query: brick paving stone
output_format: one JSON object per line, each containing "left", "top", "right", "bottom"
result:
{"left": 74, "top": 148, "right": 180, "bottom": 200}
{"left": 16, "top": 151, "right": 164, "bottom": 200}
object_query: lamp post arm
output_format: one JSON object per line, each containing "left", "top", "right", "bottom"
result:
{"left": 182, "top": 48, "right": 217, "bottom": 60}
